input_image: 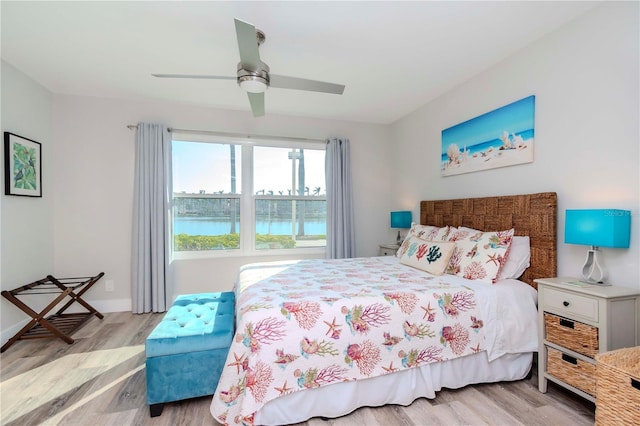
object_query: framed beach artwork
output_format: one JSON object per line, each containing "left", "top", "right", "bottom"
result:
{"left": 441, "top": 95, "right": 535, "bottom": 177}
{"left": 4, "top": 132, "right": 42, "bottom": 197}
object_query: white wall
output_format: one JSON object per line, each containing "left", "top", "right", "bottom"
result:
{"left": 1, "top": 60, "right": 55, "bottom": 341}
{"left": 51, "top": 95, "right": 391, "bottom": 310}
{"left": 390, "top": 2, "right": 639, "bottom": 289}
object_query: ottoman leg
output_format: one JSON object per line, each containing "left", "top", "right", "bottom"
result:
{"left": 150, "top": 403, "right": 164, "bottom": 417}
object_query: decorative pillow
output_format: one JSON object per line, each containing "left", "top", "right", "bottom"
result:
{"left": 449, "top": 228, "right": 530, "bottom": 280}
{"left": 396, "top": 223, "right": 452, "bottom": 257}
{"left": 497, "top": 236, "right": 530, "bottom": 280}
{"left": 446, "top": 228, "right": 515, "bottom": 284}
{"left": 447, "top": 226, "right": 478, "bottom": 241}
{"left": 399, "top": 237, "right": 456, "bottom": 276}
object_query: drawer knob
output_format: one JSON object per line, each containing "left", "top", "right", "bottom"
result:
{"left": 563, "top": 301, "right": 570, "bottom": 307}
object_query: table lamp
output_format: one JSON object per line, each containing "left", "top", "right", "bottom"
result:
{"left": 390, "top": 211, "right": 412, "bottom": 244}
{"left": 564, "top": 209, "right": 631, "bottom": 284}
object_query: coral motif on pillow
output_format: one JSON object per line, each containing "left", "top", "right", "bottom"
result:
{"left": 446, "top": 229, "right": 514, "bottom": 284}
{"left": 399, "top": 237, "right": 455, "bottom": 276}
{"left": 447, "top": 227, "right": 475, "bottom": 242}
{"left": 396, "top": 223, "right": 452, "bottom": 257}
{"left": 411, "top": 223, "right": 452, "bottom": 241}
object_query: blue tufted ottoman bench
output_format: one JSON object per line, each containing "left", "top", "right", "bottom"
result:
{"left": 145, "top": 292, "right": 234, "bottom": 417}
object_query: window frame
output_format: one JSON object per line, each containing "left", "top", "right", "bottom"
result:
{"left": 171, "top": 133, "right": 327, "bottom": 260}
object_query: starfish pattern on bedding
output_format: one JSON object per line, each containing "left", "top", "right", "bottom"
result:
{"left": 486, "top": 252, "right": 501, "bottom": 266}
{"left": 228, "top": 352, "right": 246, "bottom": 374}
{"left": 274, "top": 381, "right": 292, "bottom": 395}
{"left": 382, "top": 362, "right": 398, "bottom": 373}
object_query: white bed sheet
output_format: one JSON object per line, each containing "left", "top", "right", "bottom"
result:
{"left": 473, "top": 278, "right": 539, "bottom": 360}
{"left": 256, "top": 351, "right": 533, "bottom": 425}
{"left": 254, "top": 275, "right": 538, "bottom": 425}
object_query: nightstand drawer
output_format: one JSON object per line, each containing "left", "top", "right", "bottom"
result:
{"left": 543, "top": 287, "right": 599, "bottom": 322}
{"left": 544, "top": 313, "right": 599, "bottom": 358}
{"left": 379, "top": 244, "right": 399, "bottom": 256}
{"left": 547, "top": 347, "right": 595, "bottom": 396}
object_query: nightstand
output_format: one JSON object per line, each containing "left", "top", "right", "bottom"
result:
{"left": 378, "top": 244, "right": 399, "bottom": 256}
{"left": 535, "top": 277, "right": 640, "bottom": 402}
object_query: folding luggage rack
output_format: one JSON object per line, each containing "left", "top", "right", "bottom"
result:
{"left": 1, "top": 272, "right": 104, "bottom": 352}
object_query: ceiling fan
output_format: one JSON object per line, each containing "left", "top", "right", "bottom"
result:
{"left": 152, "top": 18, "right": 346, "bottom": 117}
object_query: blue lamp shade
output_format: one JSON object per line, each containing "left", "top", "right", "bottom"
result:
{"left": 390, "top": 211, "right": 412, "bottom": 229}
{"left": 564, "top": 209, "right": 631, "bottom": 248}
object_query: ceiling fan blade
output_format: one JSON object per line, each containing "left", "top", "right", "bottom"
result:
{"left": 235, "top": 18, "right": 261, "bottom": 71}
{"left": 270, "top": 74, "right": 345, "bottom": 95}
{"left": 152, "top": 74, "right": 235, "bottom": 80}
{"left": 247, "top": 92, "right": 265, "bottom": 117}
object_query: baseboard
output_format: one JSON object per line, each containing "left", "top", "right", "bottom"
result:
{"left": 1, "top": 318, "right": 30, "bottom": 349}
{"left": 81, "top": 298, "right": 133, "bottom": 314}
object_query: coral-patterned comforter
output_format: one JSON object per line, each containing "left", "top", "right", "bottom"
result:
{"left": 211, "top": 256, "right": 496, "bottom": 425}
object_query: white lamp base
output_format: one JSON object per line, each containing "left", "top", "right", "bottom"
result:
{"left": 581, "top": 246, "right": 609, "bottom": 285}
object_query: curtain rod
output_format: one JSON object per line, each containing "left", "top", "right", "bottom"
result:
{"left": 126, "top": 124, "right": 326, "bottom": 144}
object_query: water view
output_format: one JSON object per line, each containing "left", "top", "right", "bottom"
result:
{"left": 174, "top": 217, "right": 327, "bottom": 236}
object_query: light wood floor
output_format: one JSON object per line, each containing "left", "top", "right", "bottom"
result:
{"left": 1, "top": 312, "right": 595, "bottom": 426}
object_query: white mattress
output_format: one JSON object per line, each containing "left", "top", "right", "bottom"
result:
{"left": 256, "top": 350, "right": 533, "bottom": 425}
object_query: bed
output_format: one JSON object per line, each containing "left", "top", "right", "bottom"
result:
{"left": 210, "top": 192, "right": 557, "bottom": 425}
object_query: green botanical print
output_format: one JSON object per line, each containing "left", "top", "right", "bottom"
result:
{"left": 12, "top": 142, "right": 37, "bottom": 190}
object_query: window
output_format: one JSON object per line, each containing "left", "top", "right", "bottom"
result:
{"left": 253, "top": 147, "right": 326, "bottom": 250}
{"left": 173, "top": 141, "right": 241, "bottom": 251}
{"left": 172, "top": 137, "right": 326, "bottom": 256}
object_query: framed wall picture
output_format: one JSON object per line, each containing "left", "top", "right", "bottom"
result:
{"left": 4, "top": 132, "right": 42, "bottom": 197}
{"left": 441, "top": 95, "right": 535, "bottom": 176}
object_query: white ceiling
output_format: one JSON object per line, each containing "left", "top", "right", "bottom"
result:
{"left": 1, "top": 1, "right": 597, "bottom": 125}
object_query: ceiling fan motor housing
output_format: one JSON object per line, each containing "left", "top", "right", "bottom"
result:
{"left": 237, "top": 61, "right": 270, "bottom": 92}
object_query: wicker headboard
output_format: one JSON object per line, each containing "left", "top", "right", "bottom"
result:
{"left": 420, "top": 192, "right": 557, "bottom": 289}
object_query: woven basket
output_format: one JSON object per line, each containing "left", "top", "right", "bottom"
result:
{"left": 595, "top": 347, "right": 640, "bottom": 425}
{"left": 547, "top": 347, "right": 596, "bottom": 396}
{"left": 544, "top": 313, "right": 598, "bottom": 358}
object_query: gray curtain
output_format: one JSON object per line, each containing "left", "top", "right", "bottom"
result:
{"left": 132, "top": 122, "right": 172, "bottom": 313}
{"left": 325, "top": 137, "right": 355, "bottom": 258}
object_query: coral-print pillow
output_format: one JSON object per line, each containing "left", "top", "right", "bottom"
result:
{"left": 446, "top": 228, "right": 514, "bottom": 284}
{"left": 396, "top": 223, "right": 453, "bottom": 257}
{"left": 447, "top": 226, "right": 480, "bottom": 242}
{"left": 399, "top": 237, "right": 456, "bottom": 276}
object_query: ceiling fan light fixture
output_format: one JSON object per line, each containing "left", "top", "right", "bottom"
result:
{"left": 239, "top": 76, "right": 268, "bottom": 93}
{"left": 237, "top": 64, "right": 269, "bottom": 94}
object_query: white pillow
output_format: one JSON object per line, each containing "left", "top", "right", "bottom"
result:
{"left": 497, "top": 236, "right": 530, "bottom": 280}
